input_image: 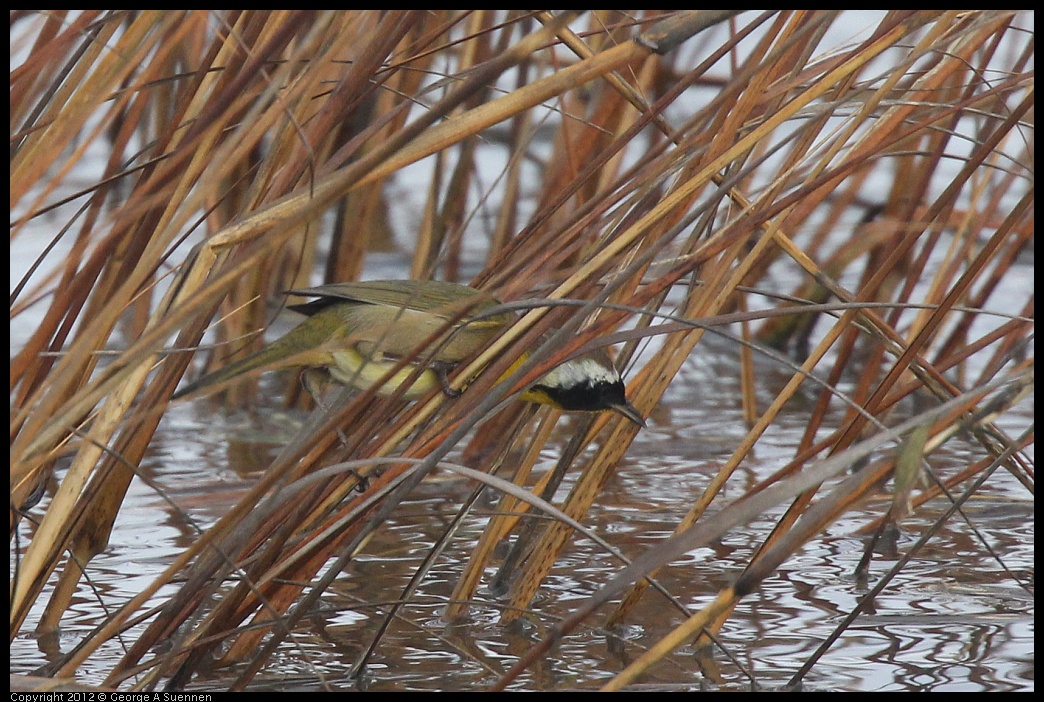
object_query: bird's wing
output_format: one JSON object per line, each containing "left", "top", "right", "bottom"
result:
{"left": 287, "top": 280, "right": 511, "bottom": 327}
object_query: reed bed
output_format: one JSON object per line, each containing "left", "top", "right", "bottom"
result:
{"left": 11, "top": 10, "right": 1033, "bottom": 691}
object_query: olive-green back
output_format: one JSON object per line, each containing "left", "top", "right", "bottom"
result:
{"left": 287, "top": 280, "right": 515, "bottom": 363}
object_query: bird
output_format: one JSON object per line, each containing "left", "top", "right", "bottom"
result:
{"left": 174, "top": 279, "right": 644, "bottom": 426}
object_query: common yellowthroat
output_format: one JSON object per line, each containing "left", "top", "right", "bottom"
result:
{"left": 174, "top": 279, "right": 644, "bottom": 426}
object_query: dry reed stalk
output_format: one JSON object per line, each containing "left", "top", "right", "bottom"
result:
{"left": 10, "top": 10, "right": 1032, "bottom": 691}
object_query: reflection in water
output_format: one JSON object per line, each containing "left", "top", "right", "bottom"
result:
{"left": 10, "top": 351, "right": 1032, "bottom": 692}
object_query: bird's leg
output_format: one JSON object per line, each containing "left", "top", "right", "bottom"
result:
{"left": 301, "top": 369, "right": 369, "bottom": 491}
{"left": 431, "top": 361, "right": 462, "bottom": 397}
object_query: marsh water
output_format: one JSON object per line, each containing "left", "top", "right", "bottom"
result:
{"left": 11, "top": 323, "right": 1034, "bottom": 691}
{"left": 10, "top": 11, "right": 1033, "bottom": 688}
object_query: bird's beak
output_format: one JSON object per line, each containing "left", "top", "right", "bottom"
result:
{"left": 609, "top": 400, "right": 646, "bottom": 428}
